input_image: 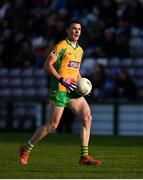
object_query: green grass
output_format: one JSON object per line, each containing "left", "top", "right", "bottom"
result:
{"left": 0, "top": 132, "right": 143, "bottom": 179}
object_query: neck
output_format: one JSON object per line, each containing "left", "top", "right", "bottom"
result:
{"left": 71, "top": 41, "right": 77, "bottom": 45}
{"left": 67, "top": 38, "right": 77, "bottom": 45}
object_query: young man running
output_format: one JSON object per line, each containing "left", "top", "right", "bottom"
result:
{"left": 19, "top": 19, "right": 102, "bottom": 166}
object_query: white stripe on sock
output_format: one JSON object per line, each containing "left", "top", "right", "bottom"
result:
{"left": 28, "top": 141, "right": 34, "bottom": 148}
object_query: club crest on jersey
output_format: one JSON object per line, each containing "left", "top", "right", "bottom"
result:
{"left": 67, "top": 61, "right": 80, "bottom": 68}
{"left": 51, "top": 50, "right": 57, "bottom": 56}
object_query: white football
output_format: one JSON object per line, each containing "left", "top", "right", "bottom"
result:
{"left": 75, "top": 78, "right": 92, "bottom": 96}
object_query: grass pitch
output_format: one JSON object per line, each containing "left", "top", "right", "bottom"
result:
{"left": 0, "top": 132, "right": 143, "bottom": 179}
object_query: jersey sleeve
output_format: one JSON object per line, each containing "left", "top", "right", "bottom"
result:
{"left": 49, "top": 44, "right": 61, "bottom": 59}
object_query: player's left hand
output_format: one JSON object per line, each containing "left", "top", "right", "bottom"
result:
{"left": 67, "top": 82, "right": 77, "bottom": 93}
{"left": 59, "top": 77, "right": 77, "bottom": 93}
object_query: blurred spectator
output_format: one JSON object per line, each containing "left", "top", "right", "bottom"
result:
{"left": 31, "top": 36, "right": 48, "bottom": 67}
{"left": 13, "top": 38, "right": 35, "bottom": 67}
{"left": 0, "top": 0, "right": 11, "bottom": 19}
{"left": 91, "top": 65, "right": 119, "bottom": 100}
{"left": 0, "top": 29, "right": 14, "bottom": 67}
{"left": 114, "top": 30, "right": 130, "bottom": 58}
{"left": 88, "top": 63, "right": 106, "bottom": 99}
{"left": 129, "top": 27, "right": 143, "bottom": 57}
{"left": 102, "top": 77, "right": 117, "bottom": 98}
{"left": 99, "top": 0, "right": 118, "bottom": 27}
{"left": 114, "top": 69, "right": 138, "bottom": 100}
{"left": 99, "top": 28, "right": 116, "bottom": 58}
{"left": 0, "top": 40, "right": 5, "bottom": 66}
{"left": 28, "top": 8, "right": 47, "bottom": 36}
{"left": 128, "top": 0, "right": 143, "bottom": 28}
{"left": 100, "top": 67, "right": 121, "bottom": 99}
{"left": 54, "top": 0, "right": 68, "bottom": 12}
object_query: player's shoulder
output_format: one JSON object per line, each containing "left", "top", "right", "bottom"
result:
{"left": 56, "top": 39, "right": 67, "bottom": 48}
{"left": 52, "top": 40, "right": 67, "bottom": 53}
{"left": 77, "top": 44, "right": 83, "bottom": 56}
{"left": 78, "top": 44, "right": 83, "bottom": 52}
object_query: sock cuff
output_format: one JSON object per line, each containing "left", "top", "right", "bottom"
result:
{"left": 80, "top": 145, "right": 89, "bottom": 157}
{"left": 81, "top": 145, "right": 88, "bottom": 148}
{"left": 28, "top": 141, "right": 34, "bottom": 148}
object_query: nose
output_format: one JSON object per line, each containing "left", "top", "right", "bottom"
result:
{"left": 76, "top": 30, "right": 79, "bottom": 34}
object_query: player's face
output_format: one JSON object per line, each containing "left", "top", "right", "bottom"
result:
{"left": 67, "top": 23, "right": 81, "bottom": 44}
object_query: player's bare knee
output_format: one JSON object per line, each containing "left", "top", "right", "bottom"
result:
{"left": 47, "top": 120, "right": 59, "bottom": 130}
{"left": 83, "top": 114, "right": 92, "bottom": 128}
{"left": 44, "top": 121, "right": 58, "bottom": 132}
{"left": 51, "top": 122, "right": 59, "bottom": 130}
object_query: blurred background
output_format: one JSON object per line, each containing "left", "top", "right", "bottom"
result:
{"left": 0, "top": 0, "right": 143, "bottom": 135}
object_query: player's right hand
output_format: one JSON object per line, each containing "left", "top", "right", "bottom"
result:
{"left": 59, "top": 77, "right": 77, "bottom": 93}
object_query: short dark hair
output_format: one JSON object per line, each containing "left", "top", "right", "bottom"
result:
{"left": 66, "top": 19, "right": 82, "bottom": 28}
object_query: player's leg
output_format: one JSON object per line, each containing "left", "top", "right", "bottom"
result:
{"left": 68, "top": 97, "right": 102, "bottom": 165}
{"left": 68, "top": 97, "right": 91, "bottom": 146}
{"left": 19, "top": 104, "right": 64, "bottom": 165}
{"left": 29, "top": 104, "right": 64, "bottom": 145}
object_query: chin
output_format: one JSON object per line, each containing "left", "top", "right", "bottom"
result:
{"left": 72, "top": 38, "right": 79, "bottom": 42}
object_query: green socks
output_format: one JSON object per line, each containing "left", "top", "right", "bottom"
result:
{"left": 81, "top": 145, "right": 88, "bottom": 157}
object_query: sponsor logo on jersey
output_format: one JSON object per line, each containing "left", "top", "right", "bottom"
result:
{"left": 67, "top": 61, "right": 80, "bottom": 68}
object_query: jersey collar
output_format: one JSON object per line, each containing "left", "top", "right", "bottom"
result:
{"left": 66, "top": 38, "right": 78, "bottom": 49}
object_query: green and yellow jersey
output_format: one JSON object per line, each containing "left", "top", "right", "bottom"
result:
{"left": 47, "top": 38, "right": 83, "bottom": 107}
{"left": 49, "top": 38, "right": 83, "bottom": 92}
